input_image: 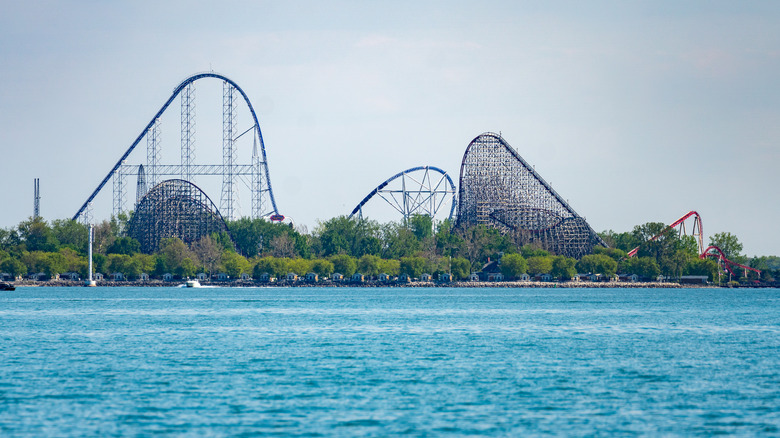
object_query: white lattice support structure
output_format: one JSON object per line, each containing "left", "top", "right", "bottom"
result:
{"left": 112, "top": 163, "right": 126, "bottom": 218}
{"left": 251, "top": 132, "right": 264, "bottom": 219}
{"left": 146, "top": 117, "right": 161, "bottom": 189}
{"left": 220, "top": 81, "right": 238, "bottom": 221}
{"left": 181, "top": 83, "right": 196, "bottom": 182}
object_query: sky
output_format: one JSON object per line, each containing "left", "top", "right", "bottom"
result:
{"left": 1, "top": 1, "right": 779, "bottom": 256}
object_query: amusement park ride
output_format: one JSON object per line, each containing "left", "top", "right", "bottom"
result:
{"left": 627, "top": 211, "right": 761, "bottom": 278}
{"left": 71, "top": 71, "right": 759, "bottom": 276}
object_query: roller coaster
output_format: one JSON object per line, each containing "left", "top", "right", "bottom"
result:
{"left": 349, "top": 166, "right": 456, "bottom": 223}
{"left": 72, "top": 72, "right": 757, "bottom": 266}
{"left": 627, "top": 210, "right": 761, "bottom": 278}
{"left": 73, "top": 72, "right": 279, "bottom": 225}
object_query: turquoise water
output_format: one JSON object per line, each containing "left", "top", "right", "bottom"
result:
{"left": 1, "top": 287, "right": 779, "bottom": 436}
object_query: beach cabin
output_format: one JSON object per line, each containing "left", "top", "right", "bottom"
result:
{"left": 332, "top": 273, "right": 344, "bottom": 282}
{"left": 656, "top": 275, "right": 665, "bottom": 282}
{"left": 378, "top": 273, "right": 392, "bottom": 283}
{"left": 110, "top": 272, "right": 125, "bottom": 281}
{"left": 469, "top": 273, "right": 480, "bottom": 282}
{"left": 397, "top": 273, "right": 411, "bottom": 283}
{"left": 286, "top": 272, "right": 298, "bottom": 282}
{"left": 94, "top": 272, "right": 105, "bottom": 281}
{"left": 196, "top": 272, "right": 209, "bottom": 281}
{"left": 214, "top": 273, "right": 229, "bottom": 281}
{"left": 0, "top": 273, "right": 12, "bottom": 281}
{"left": 163, "top": 273, "right": 173, "bottom": 281}
{"left": 258, "top": 273, "right": 272, "bottom": 282}
{"left": 241, "top": 273, "right": 252, "bottom": 281}
{"left": 139, "top": 273, "right": 150, "bottom": 281}
{"left": 420, "top": 273, "right": 433, "bottom": 282}
{"left": 540, "top": 273, "right": 553, "bottom": 282}
{"left": 305, "top": 272, "right": 319, "bottom": 283}
{"left": 520, "top": 273, "right": 530, "bottom": 281}
{"left": 61, "top": 272, "right": 80, "bottom": 281}
{"left": 351, "top": 273, "right": 364, "bottom": 283}
{"left": 438, "top": 273, "right": 453, "bottom": 283}
{"left": 487, "top": 272, "right": 504, "bottom": 282}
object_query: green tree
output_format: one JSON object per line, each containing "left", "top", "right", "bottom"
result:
{"left": 287, "top": 258, "right": 310, "bottom": 276}
{"left": 107, "top": 237, "right": 141, "bottom": 255}
{"left": 0, "top": 258, "right": 26, "bottom": 277}
{"left": 400, "top": 256, "right": 426, "bottom": 278}
{"left": 222, "top": 252, "right": 250, "bottom": 277}
{"left": 500, "top": 253, "right": 528, "bottom": 279}
{"left": 357, "top": 254, "right": 381, "bottom": 277}
{"left": 310, "top": 259, "right": 335, "bottom": 277}
{"left": 177, "top": 258, "right": 197, "bottom": 278}
{"left": 381, "top": 223, "right": 420, "bottom": 259}
{"left": 576, "top": 254, "right": 618, "bottom": 277}
{"left": 550, "top": 256, "right": 576, "bottom": 280}
{"left": 315, "top": 216, "right": 381, "bottom": 257}
{"left": 329, "top": 254, "right": 357, "bottom": 277}
{"left": 526, "top": 256, "right": 553, "bottom": 275}
{"left": 51, "top": 219, "right": 88, "bottom": 253}
{"left": 378, "top": 258, "right": 400, "bottom": 276}
{"left": 158, "top": 238, "right": 193, "bottom": 274}
{"left": 709, "top": 232, "right": 744, "bottom": 262}
{"left": 408, "top": 214, "right": 433, "bottom": 241}
{"left": 620, "top": 256, "right": 660, "bottom": 279}
{"left": 18, "top": 217, "right": 59, "bottom": 252}
{"left": 450, "top": 257, "right": 472, "bottom": 280}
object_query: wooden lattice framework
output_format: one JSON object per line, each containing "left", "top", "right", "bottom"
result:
{"left": 127, "top": 179, "right": 228, "bottom": 253}
{"left": 457, "top": 132, "right": 605, "bottom": 258}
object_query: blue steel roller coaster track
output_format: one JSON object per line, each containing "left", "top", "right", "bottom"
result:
{"left": 349, "top": 166, "right": 457, "bottom": 222}
{"left": 73, "top": 72, "right": 279, "bottom": 221}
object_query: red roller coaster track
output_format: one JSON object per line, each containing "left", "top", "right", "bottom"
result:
{"left": 627, "top": 211, "right": 703, "bottom": 257}
{"left": 627, "top": 211, "right": 760, "bottom": 278}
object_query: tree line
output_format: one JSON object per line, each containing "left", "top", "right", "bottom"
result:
{"left": 0, "top": 214, "right": 776, "bottom": 284}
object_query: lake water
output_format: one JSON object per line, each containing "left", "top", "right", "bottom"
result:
{"left": 1, "top": 286, "right": 779, "bottom": 436}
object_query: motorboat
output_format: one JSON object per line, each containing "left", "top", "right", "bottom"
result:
{"left": 0, "top": 282, "right": 15, "bottom": 291}
{"left": 185, "top": 279, "right": 202, "bottom": 288}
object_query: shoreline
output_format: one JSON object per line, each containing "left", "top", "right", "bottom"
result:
{"left": 6, "top": 279, "right": 759, "bottom": 289}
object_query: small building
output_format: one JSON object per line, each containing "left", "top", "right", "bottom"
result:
{"left": 0, "top": 273, "right": 12, "bottom": 281}
{"left": 94, "top": 272, "right": 105, "bottom": 281}
{"left": 110, "top": 272, "right": 125, "bottom": 281}
{"left": 215, "top": 273, "right": 230, "bottom": 281}
{"left": 305, "top": 272, "right": 319, "bottom": 282}
{"left": 378, "top": 273, "right": 392, "bottom": 282}
{"left": 196, "top": 272, "right": 209, "bottom": 281}
{"left": 30, "top": 272, "right": 50, "bottom": 281}
{"left": 540, "top": 273, "right": 553, "bottom": 282}
{"left": 657, "top": 275, "right": 666, "bottom": 282}
{"left": 618, "top": 274, "right": 639, "bottom": 283}
{"left": 332, "top": 273, "right": 344, "bottom": 282}
{"left": 286, "top": 272, "right": 298, "bottom": 282}
{"left": 61, "top": 272, "right": 80, "bottom": 281}
{"left": 398, "top": 273, "right": 412, "bottom": 283}
{"left": 420, "top": 273, "right": 433, "bottom": 282}
{"left": 680, "top": 275, "right": 708, "bottom": 284}
{"left": 258, "top": 272, "right": 272, "bottom": 282}
{"left": 487, "top": 272, "right": 504, "bottom": 282}
{"left": 139, "top": 272, "right": 150, "bottom": 281}
{"left": 241, "top": 273, "right": 252, "bottom": 281}
{"left": 438, "top": 273, "right": 453, "bottom": 282}
{"left": 351, "top": 273, "right": 364, "bottom": 283}
{"left": 162, "top": 273, "right": 173, "bottom": 281}
{"left": 519, "top": 273, "right": 530, "bottom": 281}
{"left": 588, "top": 273, "right": 603, "bottom": 282}
{"left": 469, "top": 273, "right": 480, "bottom": 282}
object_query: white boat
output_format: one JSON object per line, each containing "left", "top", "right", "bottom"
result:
{"left": 185, "top": 279, "right": 201, "bottom": 288}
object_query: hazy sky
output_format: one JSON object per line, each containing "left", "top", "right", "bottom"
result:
{"left": 2, "top": 1, "right": 779, "bottom": 256}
